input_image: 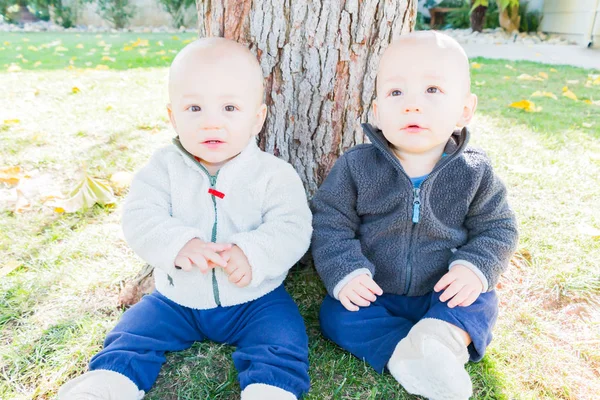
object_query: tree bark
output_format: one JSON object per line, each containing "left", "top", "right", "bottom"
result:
{"left": 470, "top": 1, "right": 487, "bottom": 33}
{"left": 119, "top": 0, "right": 417, "bottom": 307}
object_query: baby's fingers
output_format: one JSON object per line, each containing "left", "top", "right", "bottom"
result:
{"left": 439, "top": 281, "right": 464, "bottom": 303}
{"left": 204, "top": 242, "right": 232, "bottom": 252}
{"left": 360, "top": 276, "right": 383, "bottom": 296}
{"left": 434, "top": 272, "right": 456, "bottom": 293}
{"left": 175, "top": 256, "right": 193, "bottom": 272}
{"left": 447, "top": 288, "right": 471, "bottom": 308}
{"left": 355, "top": 284, "right": 377, "bottom": 302}
{"left": 347, "top": 291, "right": 371, "bottom": 307}
{"left": 340, "top": 295, "right": 359, "bottom": 312}
{"left": 459, "top": 291, "right": 481, "bottom": 307}
{"left": 203, "top": 250, "right": 228, "bottom": 268}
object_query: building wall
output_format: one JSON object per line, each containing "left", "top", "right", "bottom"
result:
{"left": 541, "top": 0, "right": 600, "bottom": 47}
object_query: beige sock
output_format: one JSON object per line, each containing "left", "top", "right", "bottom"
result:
{"left": 58, "top": 369, "right": 144, "bottom": 400}
{"left": 387, "top": 318, "right": 472, "bottom": 400}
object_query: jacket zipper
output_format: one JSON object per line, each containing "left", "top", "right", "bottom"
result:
{"left": 199, "top": 165, "right": 221, "bottom": 306}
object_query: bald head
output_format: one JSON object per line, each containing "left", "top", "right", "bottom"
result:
{"left": 377, "top": 31, "right": 472, "bottom": 97}
{"left": 168, "top": 37, "right": 265, "bottom": 105}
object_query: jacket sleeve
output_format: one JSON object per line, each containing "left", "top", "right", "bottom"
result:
{"left": 449, "top": 162, "right": 518, "bottom": 291}
{"left": 121, "top": 150, "right": 206, "bottom": 274}
{"left": 228, "top": 164, "right": 312, "bottom": 287}
{"left": 310, "top": 154, "right": 376, "bottom": 298}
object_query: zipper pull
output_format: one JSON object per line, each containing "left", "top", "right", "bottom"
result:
{"left": 412, "top": 188, "right": 421, "bottom": 224}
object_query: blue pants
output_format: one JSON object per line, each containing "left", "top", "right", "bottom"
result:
{"left": 320, "top": 290, "right": 498, "bottom": 373}
{"left": 89, "top": 285, "right": 310, "bottom": 398}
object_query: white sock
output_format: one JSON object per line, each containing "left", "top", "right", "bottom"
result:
{"left": 241, "top": 383, "right": 297, "bottom": 400}
{"left": 58, "top": 369, "right": 144, "bottom": 400}
{"left": 387, "top": 318, "right": 472, "bottom": 400}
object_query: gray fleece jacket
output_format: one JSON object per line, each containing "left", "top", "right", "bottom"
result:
{"left": 311, "top": 123, "right": 518, "bottom": 299}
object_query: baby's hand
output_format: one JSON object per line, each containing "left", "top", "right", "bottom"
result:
{"left": 221, "top": 245, "right": 252, "bottom": 288}
{"left": 434, "top": 264, "right": 483, "bottom": 308}
{"left": 174, "top": 238, "right": 231, "bottom": 273}
{"left": 338, "top": 274, "right": 383, "bottom": 312}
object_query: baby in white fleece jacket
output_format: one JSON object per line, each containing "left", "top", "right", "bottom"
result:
{"left": 59, "top": 37, "right": 313, "bottom": 400}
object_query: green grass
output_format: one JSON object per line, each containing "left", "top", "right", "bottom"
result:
{"left": 0, "top": 32, "right": 197, "bottom": 71}
{"left": 1, "top": 34, "right": 600, "bottom": 399}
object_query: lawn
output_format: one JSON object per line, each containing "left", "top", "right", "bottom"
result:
{"left": 1, "top": 32, "right": 599, "bottom": 399}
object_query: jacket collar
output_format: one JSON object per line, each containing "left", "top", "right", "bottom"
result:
{"left": 361, "top": 123, "right": 470, "bottom": 174}
{"left": 172, "top": 136, "right": 260, "bottom": 175}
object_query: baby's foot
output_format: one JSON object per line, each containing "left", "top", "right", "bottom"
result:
{"left": 387, "top": 318, "right": 472, "bottom": 400}
{"left": 58, "top": 370, "right": 144, "bottom": 400}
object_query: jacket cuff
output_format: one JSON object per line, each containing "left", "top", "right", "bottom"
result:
{"left": 449, "top": 260, "right": 489, "bottom": 292}
{"left": 332, "top": 268, "right": 373, "bottom": 300}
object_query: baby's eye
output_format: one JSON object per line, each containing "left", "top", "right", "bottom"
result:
{"left": 426, "top": 87, "right": 440, "bottom": 94}
{"left": 189, "top": 105, "right": 201, "bottom": 112}
{"left": 224, "top": 105, "right": 237, "bottom": 112}
{"left": 391, "top": 90, "right": 402, "bottom": 97}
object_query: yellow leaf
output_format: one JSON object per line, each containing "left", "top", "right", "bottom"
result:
{"left": 531, "top": 91, "right": 557, "bottom": 100}
{"left": 155, "top": 50, "right": 166, "bottom": 55}
{"left": 96, "top": 64, "right": 110, "bottom": 70}
{"left": 161, "top": 56, "right": 170, "bottom": 60}
{"left": 106, "top": 105, "right": 113, "bottom": 111}
{"left": 27, "top": 45, "right": 38, "bottom": 51}
{"left": 0, "top": 260, "right": 21, "bottom": 278}
{"left": 517, "top": 74, "right": 543, "bottom": 81}
{"left": 583, "top": 99, "right": 592, "bottom": 105}
{"left": 54, "top": 171, "right": 116, "bottom": 213}
{"left": 475, "top": 81, "right": 485, "bottom": 86}
{"left": 101, "top": 56, "right": 116, "bottom": 62}
{"left": 505, "top": 64, "right": 515, "bottom": 70}
{"left": 538, "top": 72, "right": 548, "bottom": 79}
{"left": 0, "top": 166, "right": 21, "bottom": 185}
{"left": 593, "top": 76, "right": 600, "bottom": 85}
{"left": 132, "top": 38, "right": 149, "bottom": 47}
{"left": 563, "top": 90, "right": 578, "bottom": 101}
{"left": 3, "top": 41, "right": 10, "bottom": 46}
{"left": 3, "top": 119, "right": 20, "bottom": 124}
{"left": 7, "top": 64, "right": 21, "bottom": 72}
{"left": 509, "top": 99, "right": 542, "bottom": 112}
{"left": 33, "top": 61, "right": 42, "bottom": 67}
{"left": 550, "top": 68, "right": 558, "bottom": 73}
{"left": 171, "top": 36, "right": 180, "bottom": 41}
{"left": 72, "top": 87, "right": 81, "bottom": 94}
{"left": 55, "top": 46, "right": 68, "bottom": 52}
{"left": 535, "top": 52, "right": 541, "bottom": 57}
{"left": 22, "top": 38, "right": 30, "bottom": 42}
{"left": 183, "top": 39, "right": 193, "bottom": 44}
{"left": 76, "top": 43, "right": 84, "bottom": 49}
{"left": 503, "top": 76, "right": 511, "bottom": 80}
{"left": 123, "top": 46, "right": 133, "bottom": 51}
{"left": 470, "top": 62, "right": 482, "bottom": 69}
{"left": 98, "top": 40, "right": 107, "bottom": 46}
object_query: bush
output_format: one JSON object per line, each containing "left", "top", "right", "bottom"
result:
{"left": 446, "top": 2, "right": 470, "bottom": 29}
{"left": 51, "top": 0, "right": 80, "bottom": 28}
{"left": 158, "top": 0, "right": 194, "bottom": 28}
{"left": 519, "top": 3, "right": 542, "bottom": 32}
{"left": 95, "top": 0, "right": 134, "bottom": 29}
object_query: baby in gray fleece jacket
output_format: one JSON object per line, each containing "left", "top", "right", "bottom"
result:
{"left": 312, "top": 31, "right": 518, "bottom": 400}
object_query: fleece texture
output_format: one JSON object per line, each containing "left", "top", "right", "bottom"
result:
{"left": 122, "top": 137, "right": 312, "bottom": 309}
{"left": 311, "top": 123, "right": 518, "bottom": 298}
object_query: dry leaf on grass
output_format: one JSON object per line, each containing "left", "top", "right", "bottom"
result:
{"left": 54, "top": 171, "right": 116, "bottom": 213}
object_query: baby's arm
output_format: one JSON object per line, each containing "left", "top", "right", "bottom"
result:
{"left": 311, "top": 154, "right": 381, "bottom": 308}
{"left": 122, "top": 150, "right": 226, "bottom": 273}
{"left": 227, "top": 163, "right": 312, "bottom": 287}
{"left": 438, "top": 162, "right": 518, "bottom": 306}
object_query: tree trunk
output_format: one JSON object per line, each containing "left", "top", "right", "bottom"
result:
{"left": 497, "top": 0, "right": 520, "bottom": 33}
{"left": 470, "top": 1, "right": 487, "bottom": 33}
{"left": 118, "top": 0, "right": 417, "bottom": 307}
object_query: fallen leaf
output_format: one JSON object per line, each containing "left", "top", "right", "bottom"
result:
{"left": 531, "top": 91, "right": 557, "bottom": 100}
{"left": 182, "top": 39, "right": 193, "bottom": 44}
{"left": 563, "top": 90, "right": 578, "bottom": 101}
{"left": 593, "top": 76, "right": 600, "bottom": 85}
{"left": 106, "top": 105, "right": 113, "bottom": 111}
{"left": 95, "top": 64, "right": 110, "bottom": 70}
{"left": 101, "top": 56, "right": 116, "bottom": 62}
{"left": 475, "top": 81, "right": 486, "bottom": 86}
{"left": 156, "top": 41, "right": 164, "bottom": 46}
{"left": 53, "top": 171, "right": 116, "bottom": 213}
{"left": 55, "top": 46, "right": 68, "bottom": 52}
{"left": 550, "top": 68, "right": 558, "bottom": 72}
{"left": 76, "top": 43, "right": 84, "bottom": 49}
{"left": 503, "top": 76, "right": 511, "bottom": 80}
{"left": 123, "top": 46, "right": 133, "bottom": 51}
{"left": 132, "top": 38, "right": 149, "bottom": 47}
{"left": 471, "top": 62, "right": 482, "bottom": 69}
{"left": 517, "top": 74, "right": 544, "bottom": 81}
{"left": 0, "top": 260, "right": 21, "bottom": 278}
{"left": 155, "top": 50, "right": 166, "bottom": 55}
{"left": 33, "top": 61, "right": 42, "bottom": 67}
{"left": 7, "top": 64, "right": 21, "bottom": 72}
{"left": 27, "top": 45, "right": 38, "bottom": 51}
{"left": 138, "top": 49, "right": 148, "bottom": 56}
{"left": 3, "top": 119, "right": 20, "bottom": 124}
{"left": 171, "top": 36, "right": 180, "bottom": 41}
{"left": 509, "top": 99, "right": 542, "bottom": 112}
{"left": 0, "top": 166, "right": 21, "bottom": 185}
{"left": 72, "top": 87, "right": 81, "bottom": 94}
{"left": 538, "top": 72, "right": 548, "bottom": 79}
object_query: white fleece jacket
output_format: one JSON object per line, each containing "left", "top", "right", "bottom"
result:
{"left": 122, "top": 138, "right": 312, "bottom": 309}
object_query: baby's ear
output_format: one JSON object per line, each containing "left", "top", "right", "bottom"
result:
{"left": 252, "top": 103, "right": 268, "bottom": 136}
{"left": 458, "top": 93, "right": 477, "bottom": 127}
{"left": 167, "top": 104, "right": 177, "bottom": 129}
{"left": 372, "top": 99, "right": 380, "bottom": 126}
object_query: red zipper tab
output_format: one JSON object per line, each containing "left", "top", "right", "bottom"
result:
{"left": 208, "top": 188, "right": 225, "bottom": 199}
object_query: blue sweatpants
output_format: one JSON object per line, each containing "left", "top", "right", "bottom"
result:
{"left": 89, "top": 285, "right": 310, "bottom": 398}
{"left": 320, "top": 290, "right": 498, "bottom": 373}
